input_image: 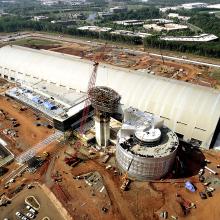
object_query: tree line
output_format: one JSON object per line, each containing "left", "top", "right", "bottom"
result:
{"left": 189, "top": 14, "right": 220, "bottom": 37}
{"left": 101, "top": 7, "right": 160, "bottom": 21}
{"left": 1, "top": 16, "right": 220, "bottom": 57}
{"left": 0, "top": 16, "right": 143, "bottom": 45}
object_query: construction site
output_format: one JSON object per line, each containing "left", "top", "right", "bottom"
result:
{"left": 47, "top": 41, "right": 220, "bottom": 89}
{"left": 0, "top": 37, "right": 220, "bottom": 220}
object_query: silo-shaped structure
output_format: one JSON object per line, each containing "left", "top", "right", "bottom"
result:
{"left": 116, "top": 107, "right": 179, "bottom": 180}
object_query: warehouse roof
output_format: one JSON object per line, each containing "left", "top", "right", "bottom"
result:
{"left": 0, "top": 45, "right": 220, "bottom": 148}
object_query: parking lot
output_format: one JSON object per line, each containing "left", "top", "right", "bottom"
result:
{"left": 0, "top": 184, "right": 64, "bottom": 220}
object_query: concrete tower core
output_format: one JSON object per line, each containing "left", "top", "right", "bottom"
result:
{"left": 88, "top": 86, "right": 121, "bottom": 147}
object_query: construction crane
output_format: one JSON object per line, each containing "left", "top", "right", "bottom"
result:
{"left": 74, "top": 43, "right": 107, "bottom": 147}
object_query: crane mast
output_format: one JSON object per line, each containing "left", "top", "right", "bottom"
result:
{"left": 78, "top": 43, "right": 107, "bottom": 137}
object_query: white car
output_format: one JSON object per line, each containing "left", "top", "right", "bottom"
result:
{"left": 29, "top": 208, "right": 36, "bottom": 215}
{"left": 26, "top": 205, "right": 36, "bottom": 214}
{"left": 16, "top": 211, "right": 22, "bottom": 217}
{"left": 21, "top": 216, "right": 28, "bottom": 220}
{"left": 26, "top": 212, "right": 35, "bottom": 219}
{"left": 9, "top": 178, "right": 15, "bottom": 183}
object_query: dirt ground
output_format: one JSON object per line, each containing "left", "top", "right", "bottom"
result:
{"left": 0, "top": 183, "right": 65, "bottom": 220}
{"left": 49, "top": 42, "right": 219, "bottom": 89}
{"left": 35, "top": 142, "right": 220, "bottom": 220}
{"left": 0, "top": 95, "right": 54, "bottom": 156}
{"left": 1, "top": 122, "right": 220, "bottom": 220}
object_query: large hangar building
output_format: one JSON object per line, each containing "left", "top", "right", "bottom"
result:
{"left": 0, "top": 45, "right": 220, "bottom": 149}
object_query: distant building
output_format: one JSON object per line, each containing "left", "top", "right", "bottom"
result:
{"left": 77, "top": 26, "right": 112, "bottom": 32}
{"left": 207, "top": 4, "right": 220, "bottom": 9}
{"left": 40, "top": 0, "right": 58, "bottom": 6}
{"left": 147, "top": 19, "right": 174, "bottom": 24}
{"left": 0, "top": 12, "right": 9, "bottom": 17}
{"left": 51, "top": 20, "right": 76, "bottom": 25}
{"left": 109, "top": 6, "right": 127, "bottom": 13}
{"left": 72, "top": 13, "right": 85, "bottom": 20}
{"left": 168, "top": 13, "right": 190, "bottom": 21}
{"left": 182, "top": 3, "right": 208, "bottom": 9}
{"left": 144, "top": 23, "right": 188, "bottom": 32}
{"left": 111, "top": 30, "right": 151, "bottom": 38}
{"left": 98, "top": 12, "right": 113, "bottom": 18}
{"left": 160, "top": 2, "right": 208, "bottom": 12}
{"left": 33, "top": 16, "right": 48, "bottom": 21}
{"left": 161, "top": 34, "right": 219, "bottom": 42}
{"left": 159, "top": 6, "right": 183, "bottom": 13}
{"left": 114, "top": 20, "right": 144, "bottom": 26}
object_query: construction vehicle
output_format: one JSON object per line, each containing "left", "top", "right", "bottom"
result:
{"left": 64, "top": 152, "right": 82, "bottom": 167}
{"left": 185, "top": 181, "right": 196, "bottom": 192}
{"left": 120, "top": 157, "right": 133, "bottom": 191}
{"left": 176, "top": 193, "right": 196, "bottom": 215}
{"left": 199, "top": 191, "right": 207, "bottom": 199}
{"left": 43, "top": 151, "right": 49, "bottom": 157}
{"left": 120, "top": 172, "right": 131, "bottom": 191}
{"left": 51, "top": 171, "right": 62, "bottom": 182}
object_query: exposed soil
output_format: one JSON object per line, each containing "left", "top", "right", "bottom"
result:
{"left": 47, "top": 42, "right": 219, "bottom": 88}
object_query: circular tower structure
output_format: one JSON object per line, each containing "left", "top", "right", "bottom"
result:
{"left": 88, "top": 86, "right": 121, "bottom": 147}
{"left": 116, "top": 107, "right": 179, "bottom": 180}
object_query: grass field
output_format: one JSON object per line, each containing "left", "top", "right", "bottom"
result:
{"left": 13, "top": 38, "right": 61, "bottom": 47}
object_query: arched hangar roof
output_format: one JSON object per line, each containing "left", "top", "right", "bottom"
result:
{"left": 0, "top": 45, "right": 220, "bottom": 148}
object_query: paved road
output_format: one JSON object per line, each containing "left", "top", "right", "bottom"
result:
{"left": 0, "top": 32, "right": 32, "bottom": 42}
{"left": 30, "top": 32, "right": 220, "bottom": 69}
{"left": 149, "top": 52, "right": 220, "bottom": 68}
{"left": 1, "top": 164, "right": 28, "bottom": 184}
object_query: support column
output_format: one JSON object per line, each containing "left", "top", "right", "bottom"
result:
{"left": 94, "top": 111, "right": 110, "bottom": 147}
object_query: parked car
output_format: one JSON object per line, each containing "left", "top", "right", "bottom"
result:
{"left": 21, "top": 216, "right": 29, "bottom": 220}
{"left": 26, "top": 212, "right": 35, "bottom": 219}
{"left": 15, "top": 211, "right": 22, "bottom": 219}
{"left": 26, "top": 205, "right": 36, "bottom": 214}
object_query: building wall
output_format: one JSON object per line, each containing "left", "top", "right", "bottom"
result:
{"left": 116, "top": 142, "right": 178, "bottom": 180}
{"left": 0, "top": 45, "right": 220, "bottom": 148}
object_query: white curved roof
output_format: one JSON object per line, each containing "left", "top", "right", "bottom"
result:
{"left": 0, "top": 45, "right": 220, "bottom": 148}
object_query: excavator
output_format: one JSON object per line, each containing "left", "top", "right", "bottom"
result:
{"left": 120, "top": 157, "right": 134, "bottom": 191}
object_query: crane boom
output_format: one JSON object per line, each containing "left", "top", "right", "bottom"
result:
{"left": 79, "top": 62, "right": 99, "bottom": 134}
{"left": 78, "top": 43, "right": 107, "bottom": 135}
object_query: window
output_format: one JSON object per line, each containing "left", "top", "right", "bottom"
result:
{"left": 160, "top": 116, "right": 170, "bottom": 120}
{"left": 177, "top": 121, "right": 187, "bottom": 126}
{"left": 195, "top": 127, "right": 206, "bottom": 132}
